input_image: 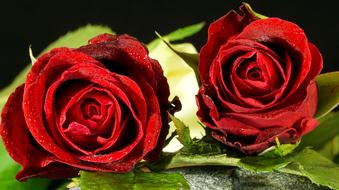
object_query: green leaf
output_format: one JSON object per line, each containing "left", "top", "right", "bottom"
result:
{"left": 259, "top": 140, "right": 300, "bottom": 158}
{"left": 79, "top": 170, "right": 189, "bottom": 190}
{"left": 239, "top": 155, "right": 292, "bottom": 172}
{"left": 169, "top": 115, "right": 192, "bottom": 147}
{"left": 150, "top": 139, "right": 339, "bottom": 189}
{"left": 149, "top": 152, "right": 240, "bottom": 171}
{"left": 133, "top": 171, "right": 189, "bottom": 190}
{"left": 147, "top": 22, "right": 205, "bottom": 50}
{"left": 155, "top": 32, "right": 200, "bottom": 85}
{"left": 243, "top": 3, "right": 268, "bottom": 19}
{"left": 43, "top": 24, "right": 114, "bottom": 52}
{"left": 0, "top": 24, "right": 114, "bottom": 112}
{"left": 317, "top": 135, "right": 339, "bottom": 162}
{"left": 279, "top": 148, "right": 339, "bottom": 190}
{"left": 149, "top": 136, "right": 234, "bottom": 171}
{"left": 239, "top": 139, "right": 297, "bottom": 172}
{"left": 62, "top": 178, "right": 80, "bottom": 190}
{"left": 300, "top": 112, "right": 339, "bottom": 150}
{"left": 315, "top": 71, "right": 339, "bottom": 119}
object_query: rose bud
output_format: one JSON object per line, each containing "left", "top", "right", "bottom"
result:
{"left": 0, "top": 34, "right": 175, "bottom": 180}
{"left": 197, "top": 5, "right": 323, "bottom": 154}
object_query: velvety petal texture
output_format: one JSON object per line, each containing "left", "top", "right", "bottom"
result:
{"left": 197, "top": 5, "right": 323, "bottom": 154}
{"left": 0, "top": 34, "right": 173, "bottom": 180}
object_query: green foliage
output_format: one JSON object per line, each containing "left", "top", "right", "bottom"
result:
{"left": 317, "top": 135, "right": 339, "bottom": 163}
{"left": 147, "top": 22, "right": 205, "bottom": 50}
{"left": 149, "top": 151, "right": 240, "bottom": 172}
{"left": 43, "top": 25, "right": 113, "bottom": 52}
{"left": 169, "top": 115, "right": 192, "bottom": 147}
{"left": 279, "top": 148, "right": 339, "bottom": 190}
{"left": 79, "top": 170, "right": 189, "bottom": 190}
{"left": 300, "top": 112, "right": 339, "bottom": 150}
{"left": 259, "top": 139, "right": 300, "bottom": 158}
{"left": 243, "top": 3, "right": 268, "bottom": 19}
{"left": 315, "top": 71, "right": 339, "bottom": 119}
{"left": 149, "top": 138, "right": 339, "bottom": 190}
{"left": 239, "top": 155, "right": 292, "bottom": 172}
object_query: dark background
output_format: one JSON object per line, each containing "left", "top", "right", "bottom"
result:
{"left": 0, "top": 0, "right": 338, "bottom": 89}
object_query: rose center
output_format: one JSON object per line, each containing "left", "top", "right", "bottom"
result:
{"left": 247, "top": 67, "right": 263, "bottom": 81}
{"left": 59, "top": 86, "right": 120, "bottom": 152}
{"left": 236, "top": 59, "right": 265, "bottom": 82}
{"left": 80, "top": 98, "right": 101, "bottom": 121}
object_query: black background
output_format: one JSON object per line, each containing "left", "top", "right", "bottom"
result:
{"left": 0, "top": 0, "right": 338, "bottom": 89}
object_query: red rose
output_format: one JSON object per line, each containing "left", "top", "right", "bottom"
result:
{"left": 197, "top": 5, "right": 323, "bottom": 154}
{"left": 0, "top": 34, "right": 173, "bottom": 180}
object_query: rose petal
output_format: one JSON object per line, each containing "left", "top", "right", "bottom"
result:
{"left": 198, "top": 79, "right": 318, "bottom": 154}
{"left": 77, "top": 35, "right": 156, "bottom": 90}
{"left": 88, "top": 33, "right": 118, "bottom": 44}
{"left": 296, "top": 117, "right": 319, "bottom": 136}
{"left": 136, "top": 79, "right": 162, "bottom": 160}
{"left": 223, "top": 81, "right": 318, "bottom": 130}
{"left": 212, "top": 45, "right": 254, "bottom": 106}
{"left": 81, "top": 34, "right": 170, "bottom": 114}
{"left": 78, "top": 35, "right": 170, "bottom": 161}
{"left": 236, "top": 18, "right": 312, "bottom": 99}
{"left": 47, "top": 64, "right": 145, "bottom": 160}
{"left": 239, "top": 127, "right": 298, "bottom": 154}
{"left": 0, "top": 85, "right": 62, "bottom": 180}
{"left": 23, "top": 50, "right": 104, "bottom": 163}
{"left": 307, "top": 43, "right": 323, "bottom": 80}
{"left": 199, "top": 5, "right": 257, "bottom": 85}
{"left": 16, "top": 163, "right": 79, "bottom": 181}
{"left": 6, "top": 34, "right": 171, "bottom": 177}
